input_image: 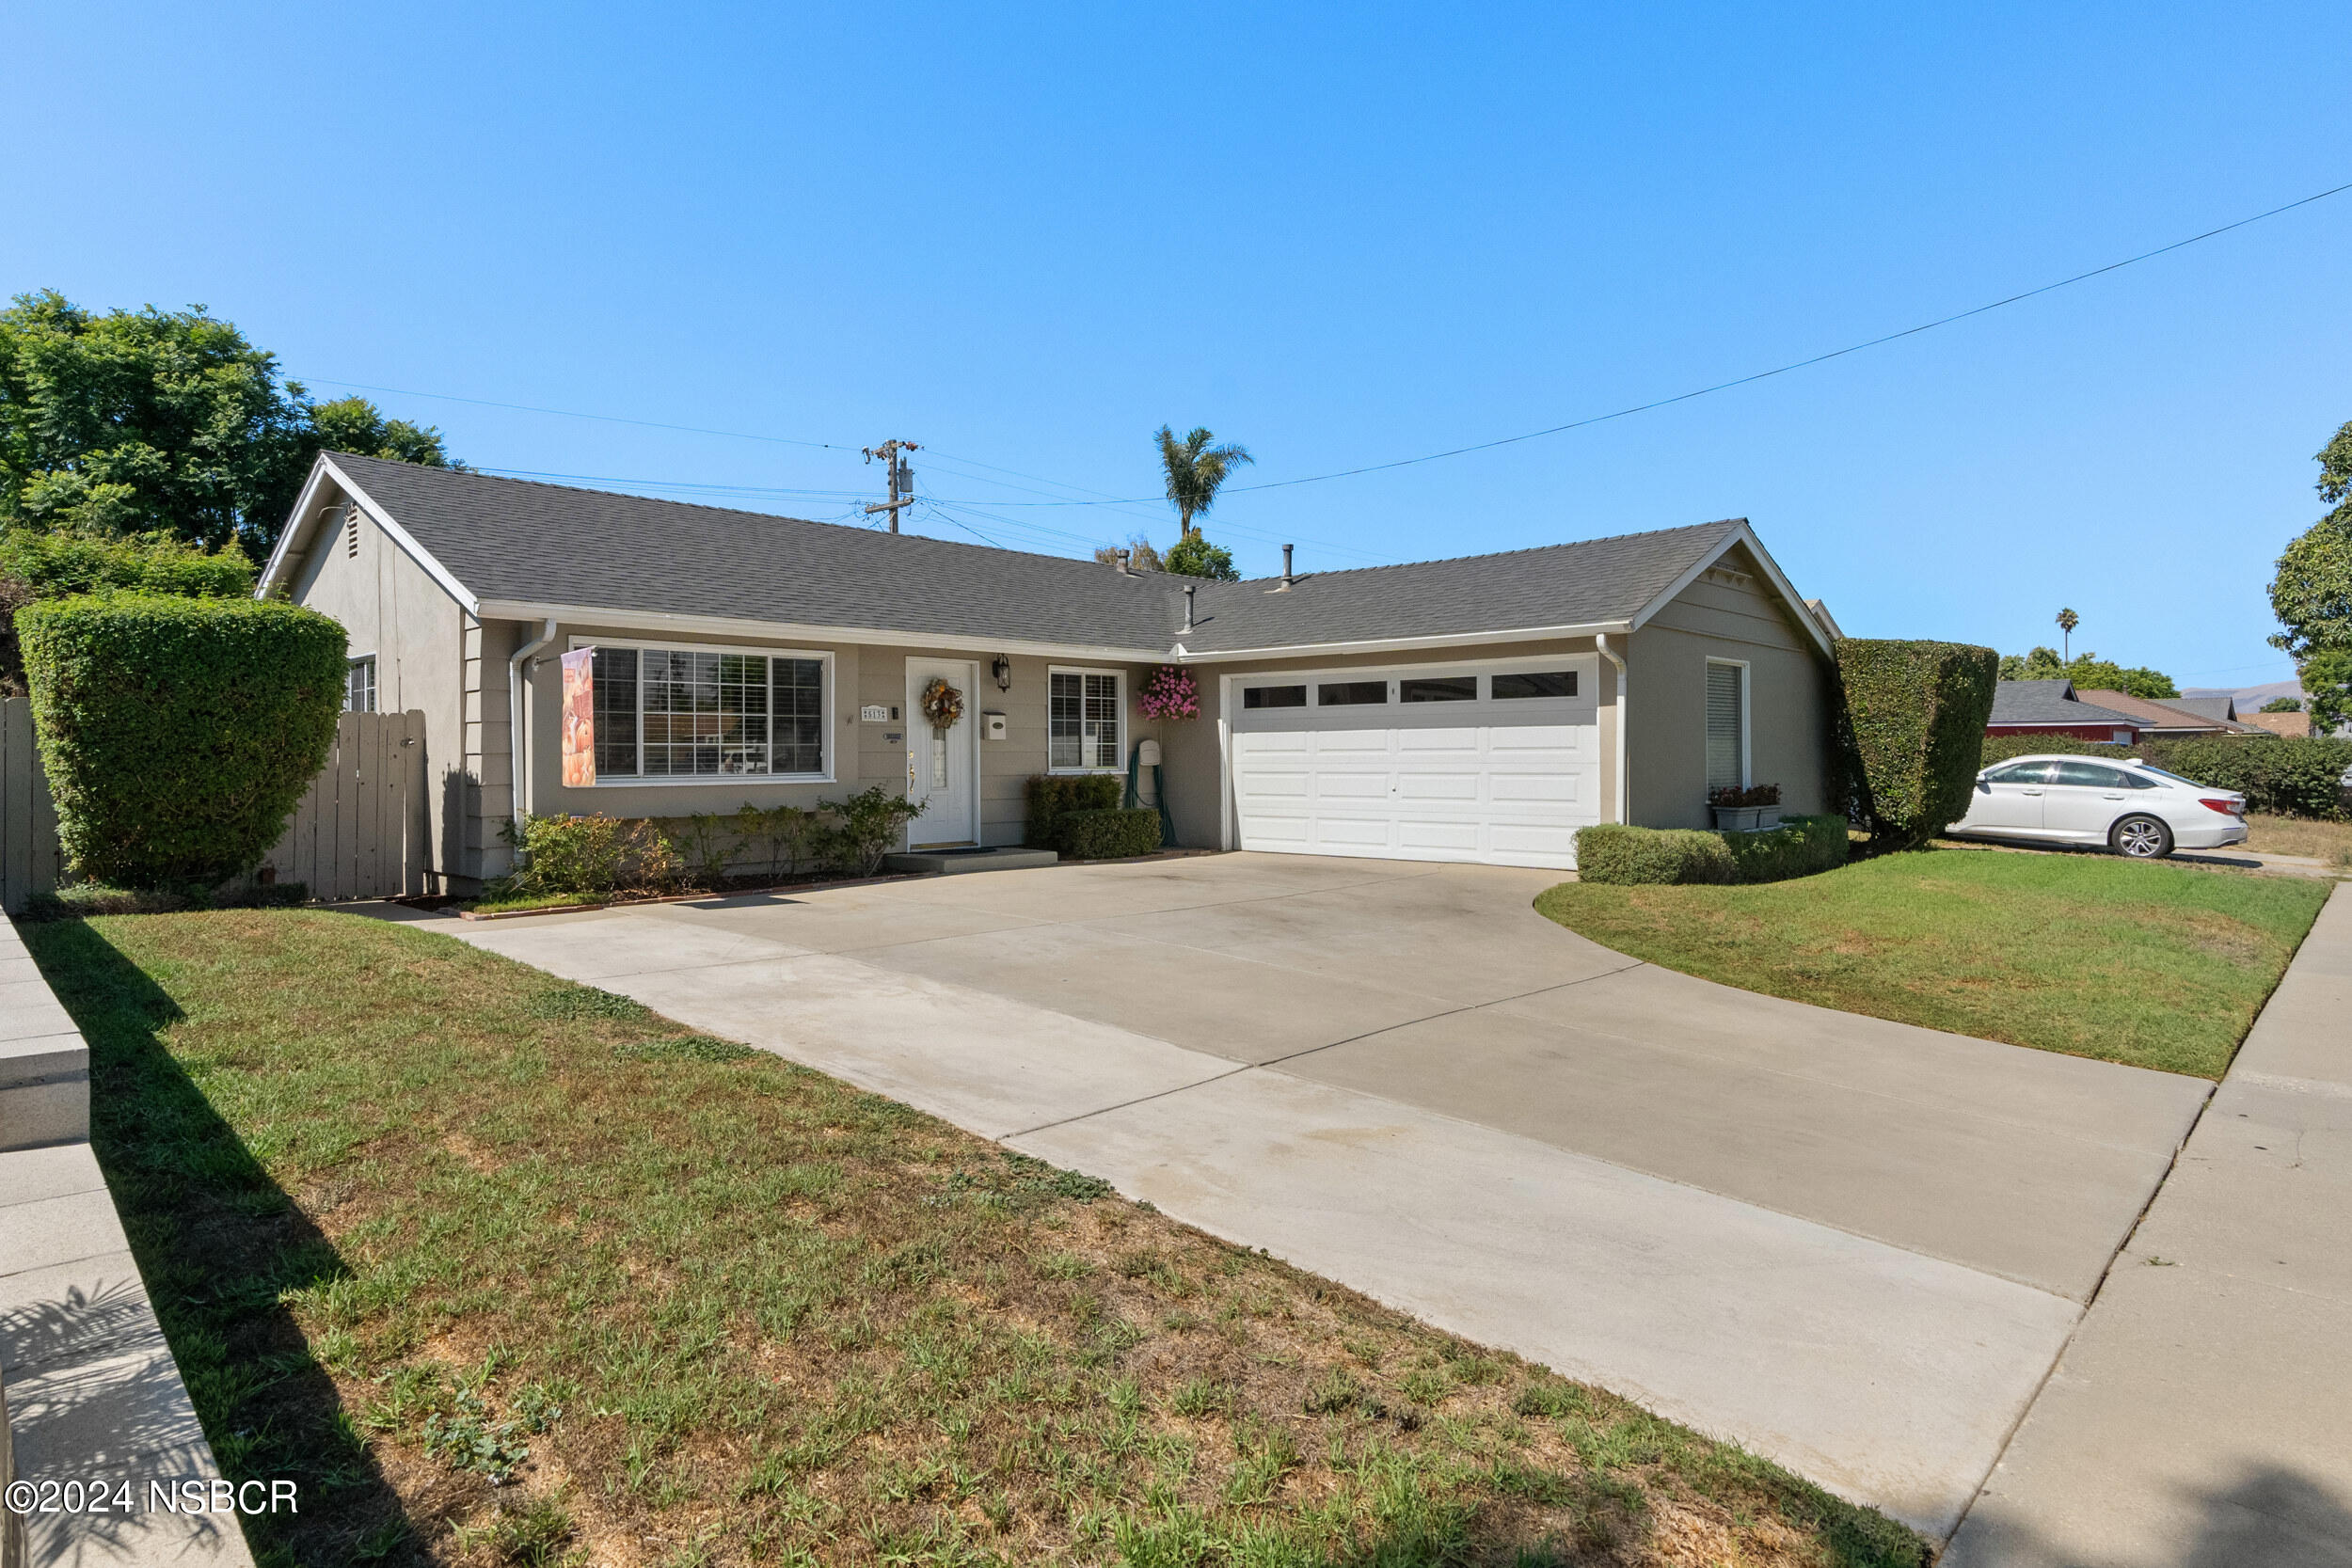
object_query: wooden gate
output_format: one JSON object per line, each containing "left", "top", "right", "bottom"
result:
{"left": 262, "top": 710, "right": 428, "bottom": 902}
{"left": 0, "top": 699, "right": 62, "bottom": 914}
{"left": 0, "top": 702, "right": 426, "bottom": 911}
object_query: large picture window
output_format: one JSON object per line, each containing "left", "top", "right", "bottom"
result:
{"left": 587, "top": 645, "right": 828, "bottom": 780}
{"left": 1049, "top": 668, "right": 1122, "bottom": 770}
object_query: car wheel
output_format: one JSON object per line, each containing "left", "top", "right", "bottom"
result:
{"left": 2110, "top": 815, "right": 2173, "bottom": 859}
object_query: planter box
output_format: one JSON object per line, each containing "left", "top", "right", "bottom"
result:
{"left": 1710, "top": 805, "right": 1783, "bottom": 832}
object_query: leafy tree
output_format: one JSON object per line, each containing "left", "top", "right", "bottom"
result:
{"left": 2267, "top": 419, "right": 2352, "bottom": 662}
{"left": 2056, "top": 607, "right": 2078, "bottom": 659}
{"left": 1091, "top": 531, "right": 1164, "bottom": 572}
{"left": 1153, "top": 425, "right": 1251, "bottom": 539}
{"left": 0, "top": 290, "right": 453, "bottom": 557}
{"left": 2262, "top": 696, "right": 2305, "bottom": 713}
{"left": 1994, "top": 646, "right": 2177, "bottom": 699}
{"left": 2299, "top": 648, "right": 2352, "bottom": 736}
{"left": 1163, "top": 533, "right": 1239, "bottom": 580}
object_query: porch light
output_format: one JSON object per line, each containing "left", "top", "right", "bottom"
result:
{"left": 992, "top": 655, "right": 1011, "bottom": 691}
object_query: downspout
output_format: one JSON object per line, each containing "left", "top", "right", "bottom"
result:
{"left": 1597, "top": 632, "right": 1629, "bottom": 824}
{"left": 507, "top": 618, "right": 560, "bottom": 857}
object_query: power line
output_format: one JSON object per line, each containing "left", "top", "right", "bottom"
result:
{"left": 302, "top": 380, "right": 854, "bottom": 451}
{"left": 921, "top": 177, "right": 2352, "bottom": 508}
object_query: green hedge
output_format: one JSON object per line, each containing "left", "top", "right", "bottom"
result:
{"left": 1025, "top": 773, "right": 1121, "bottom": 848}
{"left": 1722, "top": 814, "right": 1851, "bottom": 882}
{"left": 1060, "top": 807, "right": 1164, "bottom": 860}
{"left": 1577, "top": 815, "right": 1850, "bottom": 885}
{"left": 1575, "top": 825, "right": 1736, "bottom": 885}
{"left": 20, "top": 594, "right": 346, "bottom": 886}
{"left": 0, "top": 532, "right": 255, "bottom": 599}
{"left": 1978, "top": 732, "right": 2352, "bottom": 818}
{"left": 1832, "top": 639, "right": 1999, "bottom": 847}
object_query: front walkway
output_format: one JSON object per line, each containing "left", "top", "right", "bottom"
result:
{"left": 389, "top": 853, "right": 2214, "bottom": 1539}
{"left": 1946, "top": 882, "right": 2352, "bottom": 1566}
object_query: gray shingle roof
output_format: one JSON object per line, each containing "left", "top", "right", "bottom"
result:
{"left": 1987, "top": 679, "right": 2146, "bottom": 730}
{"left": 314, "top": 454, "right": 1760, "bottom": 656}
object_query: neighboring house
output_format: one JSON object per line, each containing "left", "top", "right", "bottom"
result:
{"left": 2074, "top": 689, "right": 2265, "bottom": 738}
{"left": 262, "top": 453, "right": 1837, "bottom": 894}
{"left": 1986, "top": 680, "right": 2146, "bottom": 744}
{"left": 2241, "top": 708, "right": 2311, "bottom": 738}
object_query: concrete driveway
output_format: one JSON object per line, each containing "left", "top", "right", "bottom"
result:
{"left": 406, "top": 852, "right": 2211, "bottom": 1539}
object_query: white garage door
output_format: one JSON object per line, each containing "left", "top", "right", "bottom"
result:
{"left": 1229, "top": 658, "right": 1602, "bottom": 869}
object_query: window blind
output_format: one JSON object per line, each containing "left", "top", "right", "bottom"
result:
{"left": 1706, "top": 663, "right": 1744, "bottom": 791}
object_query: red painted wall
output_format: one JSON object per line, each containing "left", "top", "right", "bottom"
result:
{"left": 1985, "top": 723, "right": 2143, "bottom": 742}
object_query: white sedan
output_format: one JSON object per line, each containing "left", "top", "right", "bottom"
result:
{"left": 1947, "top": 755, "right": 2249, "bottom": 859}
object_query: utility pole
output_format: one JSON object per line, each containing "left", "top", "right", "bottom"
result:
{"left": 862, "top": 439, "right": 919, "bottom": 533}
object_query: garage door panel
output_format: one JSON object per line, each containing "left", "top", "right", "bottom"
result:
{"left": 1230, "top": 662, "right": 1601, "bottom": 870}
{"left": 1398, "top": 772, "right": 1481, "bottom": 801}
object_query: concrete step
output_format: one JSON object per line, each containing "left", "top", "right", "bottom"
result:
{"left": 882, "top": 847, "right": 1059, "bottom": 876}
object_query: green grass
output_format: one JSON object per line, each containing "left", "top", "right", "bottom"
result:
{"left": 24, "top": 910, "right": 1927, "bottom": 1568}
{"left": 1537, "top": 847, "right": 2328, "bottom": 1078}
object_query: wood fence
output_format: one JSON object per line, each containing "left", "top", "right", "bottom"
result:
{"left": 0, "top": 701, "right": 426, "bottom": 911}
{"left": 0, "top": 701, "right": 61, "bottom": 915}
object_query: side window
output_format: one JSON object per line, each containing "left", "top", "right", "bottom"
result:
{"left": 1984, "top": 762, "right": 2052, "bottom": 784}
{"left": 343, "top": 657, "right": 376, "bottom": 714}
{"left": 2051, "top": 761, "right": 2129, "bottom": 788}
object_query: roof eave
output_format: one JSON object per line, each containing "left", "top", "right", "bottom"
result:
{"left": 1171, "top": 619, "right": 1636, "bottom": 664}
{"left": 473, "top": 598, "right": 1165, "bottom": 664}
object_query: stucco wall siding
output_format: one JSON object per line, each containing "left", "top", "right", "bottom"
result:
{"left": 1625, "top": 548, "right": 1830, "bottom": 830}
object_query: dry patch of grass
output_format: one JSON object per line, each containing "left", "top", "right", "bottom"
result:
{"left": 1536, "top": 847, "right": 2328, "bottom": 1079}
{"left": 2240, "top": 812, "right": 2352, "bottom": 866}
{"left": 28, "top": 911, "right": 1923, "bottom": 1568}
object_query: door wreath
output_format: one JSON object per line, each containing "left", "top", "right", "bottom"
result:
{"left": 919, "top": 676, "right": 965, "bottom": 735}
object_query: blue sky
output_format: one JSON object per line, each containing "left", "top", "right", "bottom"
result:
{"left": 10, "top": 3, "right": 2348, "bottom": 689}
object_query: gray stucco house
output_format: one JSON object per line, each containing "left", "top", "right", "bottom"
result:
{"left": 262, "top": 452, "right": 1839, "bottom": 894}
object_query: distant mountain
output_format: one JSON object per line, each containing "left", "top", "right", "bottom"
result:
{"left": 2181, "top": 678, "right": 2302, "bottom": 705}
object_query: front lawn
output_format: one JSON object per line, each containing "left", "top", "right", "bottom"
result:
{"left": 26, "top": 911, "right": 1921, "bottom": 1568}
{"left": 1537, "top": 847, "right": 2328, "bottom": 1078}
{"left": 2241, "top": 811, "right": 2352, "bottom": 867}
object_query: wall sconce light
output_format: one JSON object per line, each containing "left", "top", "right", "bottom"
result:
{"left": 992, "top": 655, "right": 1011, "bottom": 691}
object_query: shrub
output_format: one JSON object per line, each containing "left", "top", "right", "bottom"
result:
{"left": 1025, "top": 773, "right": 1121, "bottom": 848}
{"left": 735, "top": 800, "right": 820, "bottom": 879}
{"left": 1831, "top": 639, "right": 1999, "bottom": 847}
{"left": 20, "top": 594, "right": 345, "bottom": 887}
{"left": 1977, "top": 731, "right": 2106, "bottom": 766}
{"left": 1721, "top": 814, "right": 1850, "bottom": 882}
{"left": 1574, "top": 825, "right": 1737, "bottom": 885}
{"left": 0, "top": 531, "right": 256, "bottom": 600}
{"left": 499, "top": 813, "right": 675, "bottom": 901}
{"left": 826, "top": 784, "right": 927, "bottom": 876}
{"left": 1061, "top": 807, "right": 1163, "bottom": 860}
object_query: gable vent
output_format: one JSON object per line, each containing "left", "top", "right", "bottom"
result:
{"left": 344, "top": 505, "right": 359, "bottom": 559}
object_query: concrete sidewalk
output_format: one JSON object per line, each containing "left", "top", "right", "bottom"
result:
{"left": 405, "top": 853, "right": 2216, "bottom": 1540}
{"left": 1946, "top": 882, "right": 2352, "bottom": 1566}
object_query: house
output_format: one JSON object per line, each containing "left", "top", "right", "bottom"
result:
{"left": 2241, "top": 708, "right": 2311, "bottom": 739}
{"left": 2072, "top": 689, "right": 2265, "bottom": 738}
{"left": 1986, "top": 680, "right": 2147, "bottom": 744}
{"left": 261, "top": 453, "right": 1838, "bottom": 894}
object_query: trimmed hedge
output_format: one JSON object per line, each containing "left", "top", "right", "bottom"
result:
{"left": 1722, "top": 814, "right": 1851, "bottom": 882}
{"left": 1577, "top": 815, "right": 1850, "bottom": 885}
{"left": 1575, "top": 825, "right": 1736, "bottom": 885}
{"left": 1832, "top": 639, "right": 1999, "bottom": 847}
{"left": 1060, "top": 807, "right": 1164, "bottom": 860}
{"left": 20, "top": 594, "right": 346, "bottom": 886}
{"left": 1025, "top": 773, "right": 1121, "bottom": 848}
{"left": 1978, "top": 731, "right": 2352, "bottom": 819}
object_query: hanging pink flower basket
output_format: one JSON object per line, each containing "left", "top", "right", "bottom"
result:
{"left": 1138, "top": 664, "right": 1200, "bottom": 721}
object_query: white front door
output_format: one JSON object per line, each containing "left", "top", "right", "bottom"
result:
{"left": 1229, "top": 658, "right": 1602, "bottom": 869}
{"left": 905, "top": 658, "right": 978, "bottom": 847}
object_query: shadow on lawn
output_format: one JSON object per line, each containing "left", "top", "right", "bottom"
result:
{"left": 23, "top": 917, "right": 429, "bottom": 1568}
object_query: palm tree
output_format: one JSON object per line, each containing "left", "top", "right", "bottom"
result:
{"left": 1154, "top": 426, "right": 1252, "bottom": 539}
{"left": 2057, "top": 608, "right": 2079, "bottom": 660}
